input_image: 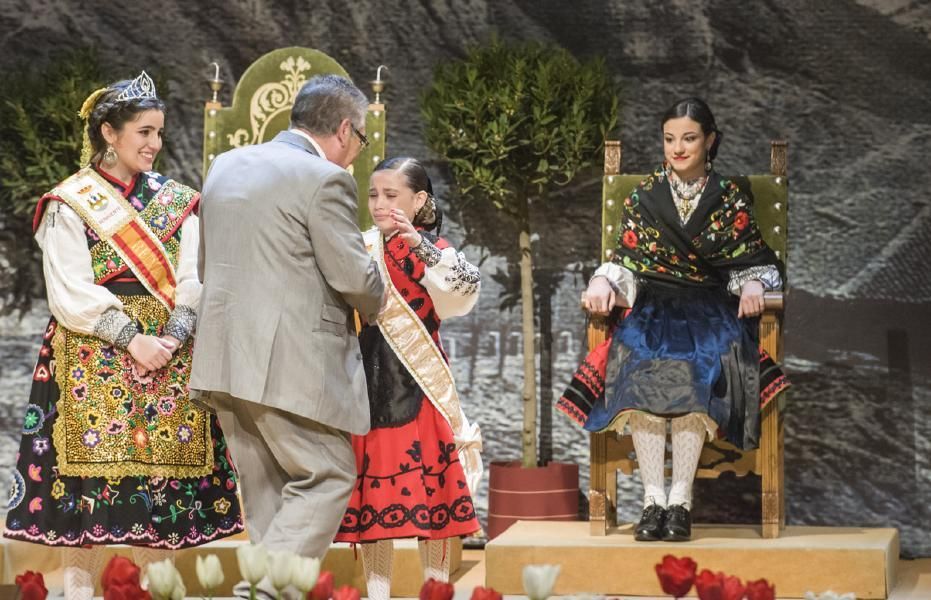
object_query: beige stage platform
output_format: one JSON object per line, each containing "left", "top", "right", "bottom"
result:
{"left": 2, "top": 522, "right": 927, "bottom": 599}
{"left": 485, "top": 521, "right": 900, "bottom": 599}
{"left": 0, "top": 531, "right": 461, "bottom": 597}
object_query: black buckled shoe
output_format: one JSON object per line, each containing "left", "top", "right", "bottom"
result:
{"left": 662, "top": 504, "right": 692, "bottom": 541}
{"left": 634, "top": 504, "right": 666, "bottom": 541}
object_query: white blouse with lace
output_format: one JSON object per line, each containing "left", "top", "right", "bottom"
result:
{"left": 36, "top": 201, "right": 201, "bottom": 348}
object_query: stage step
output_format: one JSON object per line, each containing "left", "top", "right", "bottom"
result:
{"left": 485, "top": 521, "right": 898, "bottom": 599}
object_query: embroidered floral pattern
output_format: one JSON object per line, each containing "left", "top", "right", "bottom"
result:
{"left": 339, "top": 438, "right": 477, "bottom": 537}
{"left": 4, "top": 313, "right": 244, "bottom": 548}
{"left": 52, "top": 295, "right": 212, "bottom": 479}
{"left": 613, "top": 168, "right": 703, "bottom": 282}
{"left": 82, "top": 171, "right": 198, "bottom": 283}
{"left": 612, "top": 168, "right": 776, "bottom": 286}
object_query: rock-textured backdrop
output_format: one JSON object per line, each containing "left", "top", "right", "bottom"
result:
{"left": 1, "top": 0, "right": 929, "bottom": 556}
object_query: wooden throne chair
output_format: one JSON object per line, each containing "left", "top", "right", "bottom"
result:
{"left": 585, "top": 140, "right": 789, "bottom": 538}
{"left": 201, "top": 46, "right": 387, "bottom": 226}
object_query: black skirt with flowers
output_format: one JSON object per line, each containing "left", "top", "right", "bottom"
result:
{"left": 4, "top": 287, "right": 244, "bottom": 549}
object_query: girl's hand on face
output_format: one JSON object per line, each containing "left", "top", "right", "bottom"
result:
{"left": 391, "top": 208, "right": 422, "bottom": 248}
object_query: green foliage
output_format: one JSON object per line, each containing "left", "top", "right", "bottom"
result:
{"left": 421, "top": 39, "right": 619, "bottom": 466}
{"left": 421, "top": 38, "right": 618, "bottom": 220}
{"left": 0, "top": 48, "right": 107, "bottom": 315}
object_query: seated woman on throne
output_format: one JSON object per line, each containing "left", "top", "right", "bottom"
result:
{"left": 559, "top": 97, "right": 788, "bottom": 542}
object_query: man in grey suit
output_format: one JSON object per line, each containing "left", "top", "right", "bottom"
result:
{"left": 191, "top": 75, "right": 383, "bottom": 593}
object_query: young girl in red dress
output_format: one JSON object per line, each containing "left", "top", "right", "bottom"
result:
{"left": 334, "top": 157, "right": 482, "bottom": 599}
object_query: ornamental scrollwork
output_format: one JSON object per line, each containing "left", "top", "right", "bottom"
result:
{"left": 227, "top": 56, "right": 313, "bottom": 148}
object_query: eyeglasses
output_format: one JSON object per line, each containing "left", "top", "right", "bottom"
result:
{"left": 350, "top": 123, "right": 370, "bottom": 149}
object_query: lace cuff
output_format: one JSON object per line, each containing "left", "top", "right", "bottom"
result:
{"left": 163, "top": 304, "right": 197, "bottom": 344}
{"left": 93, "top": 308, "right": 139, "bottom": 350}
{"left": 411, "top": 236, "right": 442, "bottom": 267}
{"left": 727, "top": 265, "right": 783, "bottom": 296}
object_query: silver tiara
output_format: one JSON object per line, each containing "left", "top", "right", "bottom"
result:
{"left": 115, "top": 70, "right": 158, "bottom": 102}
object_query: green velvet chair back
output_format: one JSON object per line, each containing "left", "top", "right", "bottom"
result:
{"left": 202, "top": 47, "right": 387, "bottom": 227}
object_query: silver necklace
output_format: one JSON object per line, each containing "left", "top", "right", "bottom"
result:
{"left": 667, "top": 167, "right": 708, "bottom": 223}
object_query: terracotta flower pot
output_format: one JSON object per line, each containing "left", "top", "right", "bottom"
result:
{"left": 486, "top": 460, "right": 579, "bottom": 540}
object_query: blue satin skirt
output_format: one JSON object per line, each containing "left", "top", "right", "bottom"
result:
{"left": 584, "top": 281, "right": 761, "bottom": 449}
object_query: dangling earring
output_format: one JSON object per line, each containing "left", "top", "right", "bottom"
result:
{"left": 704, "top": 157, "right": 712, "bottom": 173}
{"left": 103, "top": 145, "right": 118, "bottom": 167}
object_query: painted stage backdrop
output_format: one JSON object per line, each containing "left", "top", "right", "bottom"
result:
{"left": 0, "top": 0, "right": 929, "bottom": 557}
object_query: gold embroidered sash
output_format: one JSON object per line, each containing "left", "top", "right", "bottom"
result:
{"left": 366, "top": 230, "right": 463, "bottom": 432}
{"left": 49, "top": 168, "right": 178, "bottom": 309}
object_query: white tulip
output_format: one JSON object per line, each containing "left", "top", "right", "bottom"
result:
{"left": 145, "top": 559, "right": 185, "bottom": 600}
{"left": 291, "top": 556, "right": 322, "bottom": 593}
{"left": 267, "top": 550, "right": 300, "bottom": 592}
{"left": 196, "top": 553, "right": 225, "bottom": 592}
{"left": 522, "top": 564, "right": 561, "bottom": 600}
{"left": 170, "top": 579, "right": 187, "bottom": 600}
{"left": 237, "top": 543, "right": 269, "bottom": 585}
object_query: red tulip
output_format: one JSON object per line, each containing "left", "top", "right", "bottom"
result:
{"left": 695, "top": 570, "right": 722, "bottom": 600}
{"left": 333, "top": 585, "right": 361, "bottom": 600}
{"left": 101, "top": 555, "right": 141, "bottom": 587}
{"left": 101, "top": 556, "right": 151, "bottom": 600}
{"left": 695, "top": 570, "right": 746, "bottom": 600}
{"left": 420, "top": 578, "right": 454, "bottom": 600}
{"left": 15, "top": 571, "right": 48, "bottom": 600}
{"left": 654, "top": 555, "right": 697, "bottom": 598}
{"left": 745, "top": 578, "right": 776, "bottom": 600}
{"left": 721, "top": 574, "right": 746, "bottom": 600}
{"left": 104, "top": 583, "right": 152, "bottom": 600}
{"left": 469, "top": 586, "right": 503, "bottom": 600}
{"left": 309, "top": 570, "right": 335, "bottom": 600}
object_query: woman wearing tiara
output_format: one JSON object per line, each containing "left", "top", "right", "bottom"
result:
{"left": 335, "top": 157, "right": 482, "bottom": 600}
{"left": 3, "top": 72, "right": 243, "bottom": 598}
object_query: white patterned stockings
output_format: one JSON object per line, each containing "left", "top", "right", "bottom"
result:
{"left": 63, "top": 546, "right": 102, "bottom": 600}
{"left": 669, "top": 413, "right": 706, "bottom": 509}
{"left": 361, "top": 540, "right": 394, "bottom": 600}
{"left": 361, "top": 538, "right": 451, "bottom": 600}
{"left": 630, "top": 411, "right": 707, "bottom": 509}
{"left": 418, "top": 538, "right": 450, "bottom": 582}
{"left": 630, "top": 412, "right": 668, "bottom": 508}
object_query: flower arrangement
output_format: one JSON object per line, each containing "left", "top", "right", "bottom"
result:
{"left": 11, "top": 552, "right": 861, "bottom": 600}
{"left": 655, "top": 554, "right": 774, "bottom": 600}
{"left": 12, "top": 546, "right": 509, "bottom": 600}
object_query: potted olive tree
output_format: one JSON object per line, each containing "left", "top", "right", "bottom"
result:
{"left": 421, "top": 39, "right": 617, "bottom": 538}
